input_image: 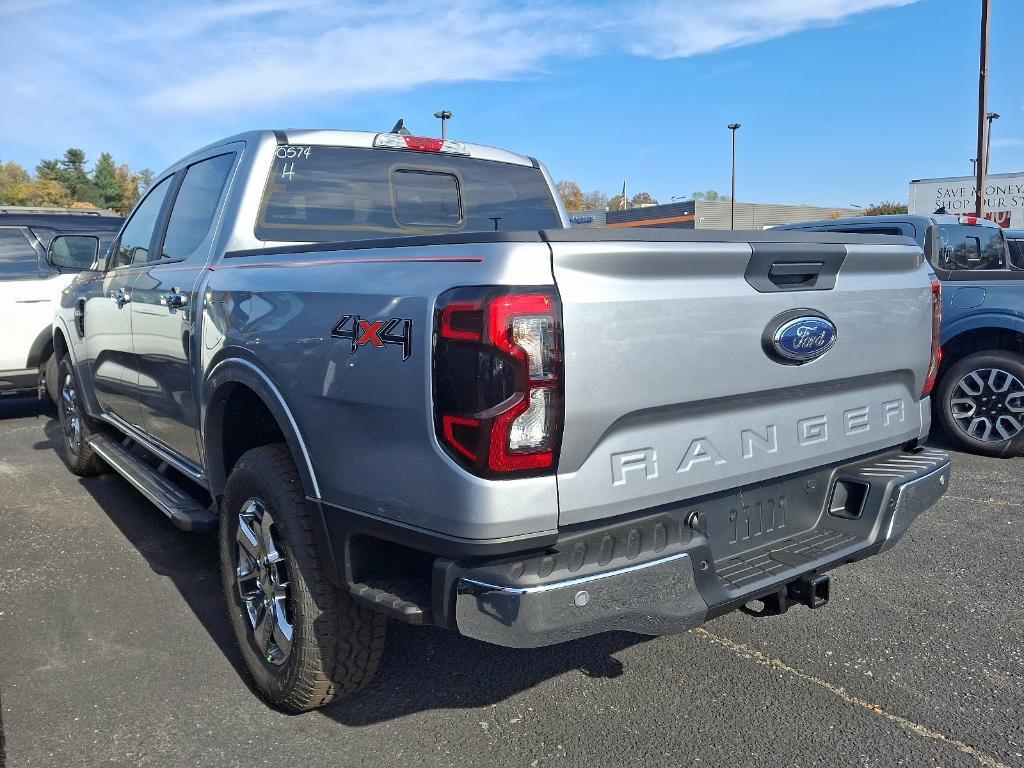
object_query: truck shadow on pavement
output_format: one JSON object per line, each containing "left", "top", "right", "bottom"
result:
{"left": 34, "top": 417, "right": 647, "bottom": 724}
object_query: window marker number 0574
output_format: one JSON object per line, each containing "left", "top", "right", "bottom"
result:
{"left": 275, "top": 146, "right": 311, "bottom": 159}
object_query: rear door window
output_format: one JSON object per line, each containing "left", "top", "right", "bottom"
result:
{"left": 935, "top": 225, "right": 1005, "bottom": 271}
{"left": 160, "top": 153, "right": 235, "bottom": 261}
{"left": 0, "top": 227, "right": 41, "bottom": 279}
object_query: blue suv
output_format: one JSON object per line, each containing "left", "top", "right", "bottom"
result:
{"left": 776, "top": 214, "right": 1020, "bottom": 457}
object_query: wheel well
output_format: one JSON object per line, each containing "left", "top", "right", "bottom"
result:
{"left": 941, "top": 328, "right": 1024, "bottom": 372}
{"left": 28, "top": 326, "right": 54, "bottom": 368}
{"left": 217, "top": 384, "right": 286, "bottom": 485}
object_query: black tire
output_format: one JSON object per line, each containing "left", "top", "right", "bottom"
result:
{"left": 935, "top": 349, "right": 1024, "bottom": 457}
{"left": 43, "top": 354, "right": 59, "bottom": 404}
{"left": 56, "top": 356, "right": 108, "bottom": 476}
{"left": 220, "top": 444, "right": 386, "bottom": 712}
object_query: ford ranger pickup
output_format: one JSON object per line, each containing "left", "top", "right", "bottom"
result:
{"left": 51, "top": 129, "right": 950, "bottom": 712}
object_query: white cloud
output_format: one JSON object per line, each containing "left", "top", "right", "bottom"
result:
{"left": 624, "top": 0, "right": 915, "bottom": 58}
{"left": 0, "top": 0, "right": 916, "bottom": 166}
{"left": 991, "top": 138, "right": 1024, "bottom": 148}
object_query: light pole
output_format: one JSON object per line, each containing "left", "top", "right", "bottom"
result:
{"left": 727, "top": 123, "right": 741, "bottom": 229}
{"left": 433, "top": 110, "right": 453, "bottom": 140}
{"left": 985, "top": 111, "right": 1000, "bottom": 174}
{"left": 970, "top": 158, "right": 978, "bottom": 176}
{"left": 975, "top": 0, "right": 990, "bottom": 217}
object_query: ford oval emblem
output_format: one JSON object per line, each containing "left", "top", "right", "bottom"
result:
{"left": 770, "top": 315, "right": 837, "bottom": 363}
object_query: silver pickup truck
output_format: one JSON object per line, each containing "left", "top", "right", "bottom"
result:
{"left": 50, "top": 128, "right": 950, "bottom": 712}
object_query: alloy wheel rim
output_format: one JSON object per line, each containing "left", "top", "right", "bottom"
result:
{"left": 949, "top": 367, "right": 1024, "bottom": 443}
{"left": 235, "top": 498, "right": 294, "bottom": 665}
{"left": 61, "top": 373, "right": 81, "bottom": 452}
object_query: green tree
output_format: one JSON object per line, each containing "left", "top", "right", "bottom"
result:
{"left": 556, "top": 180, "right": 585, "bottom": 212}
{"left": 92, "top": 152, "right": 121, "bottom": 210}
{"left": 863, "top": 201, "right": 908, "bottom": 216}
{"left": 36, "top": 158, "right": 61, "bottom": 180}
{"left": 17, "top": 178, "right": 73, "bottom": 206}
{"left": 137, "top": 168, "right": 154, "bottom": 192}
{"left": 115, "top": 163, "right": 142, "bottom": 215}
{"left": 607, "top": 194, "right": 626, "bottom": 211}
{"left": 630, "top": 191, "right": 658, "bottom": 207}
{"left": 0, "top": 161, "right": 31, "bottom": 204}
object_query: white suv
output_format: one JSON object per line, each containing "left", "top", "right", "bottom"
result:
{"left": 0, "top": 207, "right": 122, "bottom": 399}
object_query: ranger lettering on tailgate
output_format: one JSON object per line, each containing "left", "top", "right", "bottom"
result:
{"left": 612, "top": 398, "right": 905, "bottom": 485}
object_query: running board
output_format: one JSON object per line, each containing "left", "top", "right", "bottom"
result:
{"left": 87, "top": 435, "right": 218, "bottom": 532}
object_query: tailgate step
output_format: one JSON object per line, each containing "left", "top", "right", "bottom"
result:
{"left": 87, "top": 435, "right": 217, "bottom": 532}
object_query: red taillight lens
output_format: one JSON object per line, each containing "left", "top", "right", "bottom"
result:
{"left": 433, "top": 287, "right": 563, "bottom": 478}
{"left": 922, "top": 276, "right": 942, "bottom": 397}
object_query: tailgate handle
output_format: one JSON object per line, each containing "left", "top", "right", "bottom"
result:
{"left": 745, "top": 244, "right": 846, "bottom": 293}
{"left": 768, "top": 261, "right": 824, "bottom": 288}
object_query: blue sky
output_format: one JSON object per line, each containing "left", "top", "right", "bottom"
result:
{"left": 1, "top": 0, "right": 1021, "bottom": 207}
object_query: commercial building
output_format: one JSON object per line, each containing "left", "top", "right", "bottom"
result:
{"left": 568, "top": 200, "right": 858, "bottom": 230}
{"left": 908, "top": 172, "right": 1024, "bottom": 228}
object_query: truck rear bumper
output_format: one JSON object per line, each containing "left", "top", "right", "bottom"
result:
{"left": 453, "top": 447, "right": 949, "bottom": 648}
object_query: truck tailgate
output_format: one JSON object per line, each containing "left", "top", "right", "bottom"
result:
{"left": 549, "top": 233, "right": 932, "bottom": 526}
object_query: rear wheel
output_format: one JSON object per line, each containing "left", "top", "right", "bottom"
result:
{"left": 56, "top": 356, "right": 107, "bottom": 476}
{"left": 220, "top": 444, "right": 386, "bottom": 712}
{"left": 936, "top": 350, "right": 1024, "bottom": 457}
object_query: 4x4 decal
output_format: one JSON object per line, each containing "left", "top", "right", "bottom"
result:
{"left": 331, "top": 314, "right": 413, "bottom": 360}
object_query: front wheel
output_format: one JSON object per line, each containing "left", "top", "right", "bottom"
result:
{"left": 56, "top": 356, "right": 108, "bottom": 476}
{"left": 220, "top": 444, "right": 386, "bottom": 712}
{"left": 935, "top": 350, "right": 1024, "bottom": 457}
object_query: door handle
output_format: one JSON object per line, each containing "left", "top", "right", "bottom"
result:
{"left": 110, "top": 289, "right": 130, "bottom": 308}
{"left": 160, "top": 289, "right": 188, "bottom": 309}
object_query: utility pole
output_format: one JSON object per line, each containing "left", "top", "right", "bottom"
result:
{"left": 975, "top": 0, "right": 990, "bottom": 218}
{"left": 433, "top": 110, "right": 453, "bottom": 140}
{"left": 985, "top": 111, "right": 1000, "bottom": 174}
{"left": 728, "top": 123, "right": 741, "bottom": 229}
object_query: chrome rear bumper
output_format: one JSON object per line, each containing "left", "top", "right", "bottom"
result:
{"left": 455, "top": 448, "right": 950, "bottom": 648}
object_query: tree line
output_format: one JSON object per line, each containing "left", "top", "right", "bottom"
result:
{"left": 557, "top": 180, "right": 731, "bottom": 212}
{"left": 0, "top": 148, "right": 153, "bottom": 215}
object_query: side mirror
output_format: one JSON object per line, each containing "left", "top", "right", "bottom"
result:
{"left": 47, "top": 234, "right": 100, "bottom": 272}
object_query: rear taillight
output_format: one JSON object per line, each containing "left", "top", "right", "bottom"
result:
{"left": 922, "top": 275, "right": 942, "bottom": 397}
{"left": 433, "top": 287, "right": 562, "bottom": 478}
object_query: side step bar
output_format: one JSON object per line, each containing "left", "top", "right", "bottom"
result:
{"left": 87, "top": 435, "right": 218, "bottom": 532}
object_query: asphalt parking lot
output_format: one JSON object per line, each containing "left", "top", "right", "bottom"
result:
{"left": 0, "top": 396, "right": 1021, "bottom": 768}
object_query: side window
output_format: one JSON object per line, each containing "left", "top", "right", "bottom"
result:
{"left": 113, "top": 176, "right": 172, "bottom": 268}
{"left": 161, "top": 153, "right": 235, "bottom": 261}
{"left": 935, "top": 225, "right": 1006, "bottom": 271}
{"left": 1009, "top": 239, "right": 1024, "bottom": 269}
{"left": 0, "top": 227, "right": 41, "bottom": 280}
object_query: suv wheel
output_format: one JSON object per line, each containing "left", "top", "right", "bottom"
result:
{"left": 220, "top": 444, "right": 386, "bottom": 712}
{"left": 56, "top": 356, "right": 108, "bottom": 476}
{"left": 936, "top": 350, "right": 1024, "bottom": 456}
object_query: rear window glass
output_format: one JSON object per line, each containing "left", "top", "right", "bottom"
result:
{"left": 392, "top": 170, "right": 461, "bottom": 226}
{"left": 255, "top": 146, "right": 561, "bottom": 242}
{"left": 827, "top": 226, "right": 907, "bottom": 237}
{"left": 935, "top": 224, "right": 1006, "bottom": 271}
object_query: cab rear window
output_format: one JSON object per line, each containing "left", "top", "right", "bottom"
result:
{"left": 255, "top": 146, "right": 560, "bottom": 242}
{"left": 935, "top": 224, "right": 1006, "bottom": 271}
